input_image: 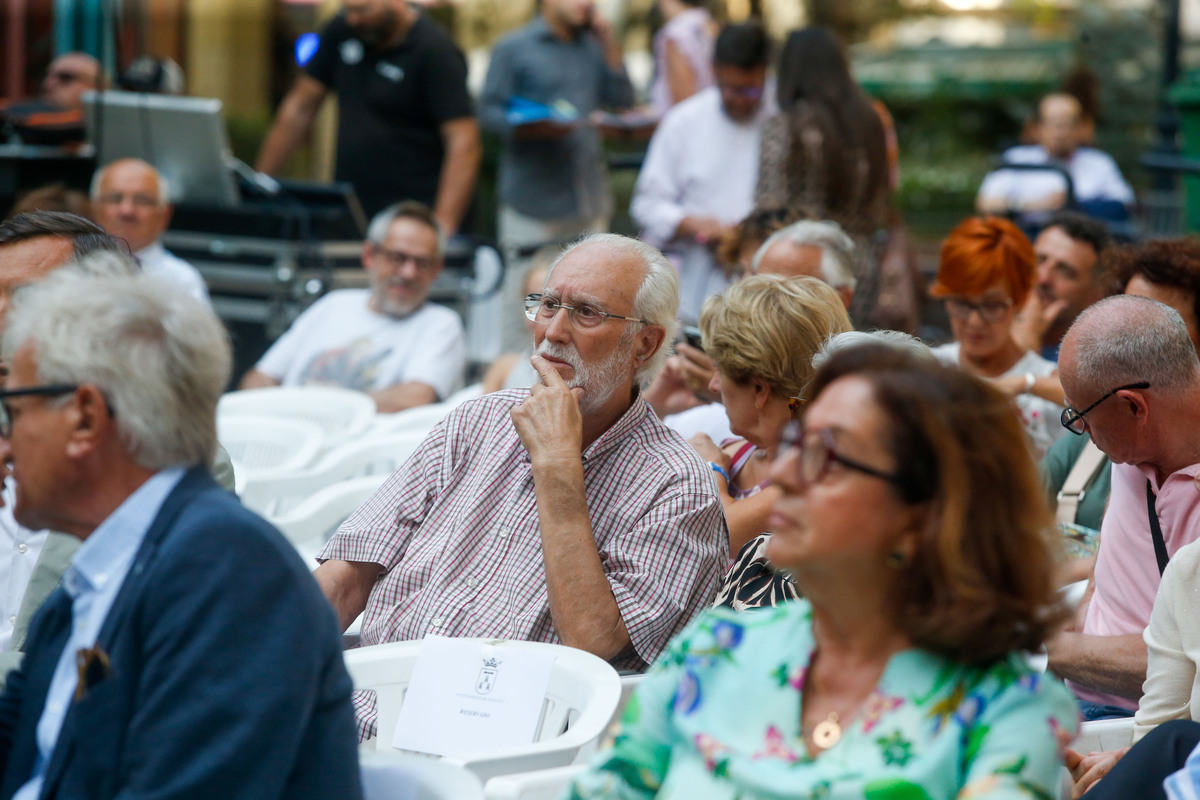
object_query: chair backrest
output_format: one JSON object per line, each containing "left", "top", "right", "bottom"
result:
{"left": 444, "top": 382, "right": 484, "bottom": 408}
{"left": 1072, "top": 717, "right": 1135, "bottom": 755}
{"left": 345, "top": 639, "right": 622, "bottom": 783}
{"left": 219, "top": 386, "right": 377, "bottom": 449}
{"left": 217, "top": 415, "right": 325, "bottom": 472}
{"left": 269, "top": 473, "right": 389, "bottom": 557}
{"left": 367, "top": 402, "right": 454, "bottom": 437}
{"left": 482, "top": 764, "right": 586, "bottom": 800}
{"left": 241, "top": 431, "right": 425, "bottom": 516}
{"left": 360, "top": 751, "right": 484, "bottom": 800}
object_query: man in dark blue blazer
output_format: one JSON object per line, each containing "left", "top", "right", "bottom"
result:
{"left": 0, "top": 259, "right": 362, "bottom": 799}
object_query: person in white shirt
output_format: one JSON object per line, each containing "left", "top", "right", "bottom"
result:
{"left": 241, "top": 201, "right": 464, "bottom": 412}
{"left": 90, "top": 158, "right": 210, "bottom": 304}
{"left": 976, "top": 93, "right": 1134, "bottom": 217}
{"left": 631, "top": 21, "right": 774, "bottom": 321}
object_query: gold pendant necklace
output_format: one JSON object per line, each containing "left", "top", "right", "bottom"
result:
{"left": 811, "top": 712, "right": 842, "bottom": 750}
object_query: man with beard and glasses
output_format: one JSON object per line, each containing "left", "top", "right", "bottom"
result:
{"left": 256, "top": 0, "right": 480, "bottom": 230}
{"left": 241, "top": 201, "right": 464, "bottom": 412}
{"left": 315, "top": 233, "right": 728, "bottom": 741}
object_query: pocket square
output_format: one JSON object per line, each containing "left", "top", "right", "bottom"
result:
{"left": 75, "top": 645, "right": 110, "bottom": 700}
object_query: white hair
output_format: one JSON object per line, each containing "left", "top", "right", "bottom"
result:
{"left": 547, "top": 233, "right": 679, "bottom": 388}
{"left": 3, "top": 261, "right": 230, "bottom": 470}
{"left": 811, "top": 329, "right": 933, "bottom": 370}
{"left": 89, "top": 159, "right": 172, "bottom": 205}
{"left": 752, "top": 219, "right": 857, "bottom": 290}
{"left": 66, "top": 249, "right": 140, "bottom": 278}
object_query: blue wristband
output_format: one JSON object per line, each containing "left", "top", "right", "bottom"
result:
{"left": 710, "top": 462, "right": 730, "bottom": 483}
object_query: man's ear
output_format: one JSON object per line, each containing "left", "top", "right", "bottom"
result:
{"left": 64, "top": 385, "right": 111, "bottom": 459}
{"left": 360, "top": 241, "right": 376, "bottom": 273}
{"left": 633, "top": 325, "right": 667, "bottom": 368}
{"left": 1121, "top": 388, "right": 1150, "bottom": 423}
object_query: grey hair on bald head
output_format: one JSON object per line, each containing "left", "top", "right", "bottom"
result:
{"left": 1065, "top": 294, "right": 1200, "bottom": 396}
{"left": 752, "top": 219, "right": 857, "bottom": 290}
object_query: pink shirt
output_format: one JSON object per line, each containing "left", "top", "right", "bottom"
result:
{"left": 1072, "top": 460, "right": 1200, "bottom": 708}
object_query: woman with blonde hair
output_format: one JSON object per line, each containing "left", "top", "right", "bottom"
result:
{"left": 568, "top": 343, "right": 1078, "bottom": 799}
{"left": 689, "top": 274, "right": 851, "bottom": 559}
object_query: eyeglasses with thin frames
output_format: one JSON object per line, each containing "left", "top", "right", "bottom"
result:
{"left": 372, "top": 245, "right": 438, "bottom": 273}
{"left": 1060, "top": 381, "right": 1150, "bottom": 435}
{"left": 943, "top": 296, "right": 1014, "bottom": 324}
{"left": 524, "top": 293, "right": 648, "bottom": 329}
{"left": 778, "top": 421, "right": 904, "bottom": 487}
{"left": 0, "top": 384, "right": 79, "bottom": 438}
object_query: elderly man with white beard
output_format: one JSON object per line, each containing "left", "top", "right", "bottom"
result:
{"left": 315, "top": 233, "right": 729, "bottom": 739}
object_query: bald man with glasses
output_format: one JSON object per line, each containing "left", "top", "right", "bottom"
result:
{"left": 1050, "top": 295, "right": 1200, "bottom": 720}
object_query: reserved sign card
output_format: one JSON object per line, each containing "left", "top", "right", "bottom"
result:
{"left": 390, "top": 636, "right": 556, "bottom": 756}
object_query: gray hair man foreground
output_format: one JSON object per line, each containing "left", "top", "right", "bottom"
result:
{"left": 1049, "top": 295, "right": 1200, "bottom": 719}
{"left": 0, "top": 266, "right": 361, "bottom": 799}
{"left": 315, "top": 232, "right": 729, "bottom": 740}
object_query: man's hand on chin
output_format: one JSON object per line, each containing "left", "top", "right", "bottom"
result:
{"left": 511, "top": 355, "right": 585, "bottom": 463}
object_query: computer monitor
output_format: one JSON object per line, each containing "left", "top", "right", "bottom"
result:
{"left": 82, "top": 90, "right": 240, "bottom": 207}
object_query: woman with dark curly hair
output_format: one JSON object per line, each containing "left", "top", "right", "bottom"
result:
{"left": 567, "top": 343, "right": 1078, "bottom": 800}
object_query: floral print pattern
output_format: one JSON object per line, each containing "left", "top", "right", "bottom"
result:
{"left": 566, "top": 602, "right": 1079, "bottom": 800}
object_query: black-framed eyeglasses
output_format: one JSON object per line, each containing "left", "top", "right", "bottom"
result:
{"left": 1061, "top": 381, "right": 1150, "bottom": 435}
{"left": 524, "top": 293, "right": 649, "bottom": 329}
{"left": 0, "top": 384, "right": 79, "bottom": 438}
{"left": 943, "top": 296, "right": 1014, "bottom": 323}
{"left": 372, "top": 245, "right": 438, "bottom": 273}
{"left": 779, "top": 421, "right": 904, "bottom": 487}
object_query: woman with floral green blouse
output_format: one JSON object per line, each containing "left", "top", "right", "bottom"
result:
{"left": 567, "top": 343, "right": 1079, "bottom": 799}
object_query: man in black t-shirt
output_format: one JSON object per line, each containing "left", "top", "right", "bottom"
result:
{"left": 257, "top": 0, "right": 480, "bottom": 231}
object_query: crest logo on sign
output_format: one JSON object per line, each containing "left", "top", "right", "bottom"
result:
{"left": 475, "top": 655, "right": 501, "bottom": 695}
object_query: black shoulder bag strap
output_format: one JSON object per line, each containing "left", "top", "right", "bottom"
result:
{"left": 1146, "top": 479, "right": 1170, "bottom": 575}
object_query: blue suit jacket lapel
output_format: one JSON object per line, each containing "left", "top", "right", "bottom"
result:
{"left": 0, "top": 587, "right": 72, "bottom": 800}
{"left": 39, "top": 467, "right": 216, "bottom": 797}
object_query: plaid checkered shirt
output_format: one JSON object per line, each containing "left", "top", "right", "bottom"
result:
{"left": 319, "top": 388, "right": 729, "bottom": 741}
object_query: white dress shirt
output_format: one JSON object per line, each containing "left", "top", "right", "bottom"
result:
{"left": 136, "top": 242, "right": 211, "bottom": 305}
{"left": 0, "top": 481, "right": 46, "bottom": 651}
{"left": 631, "top": 86, "right": 776, "bottom": 321}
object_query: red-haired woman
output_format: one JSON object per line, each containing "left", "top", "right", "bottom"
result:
{"left": 930, "top": 216, "right": 1066, "bottom": 455}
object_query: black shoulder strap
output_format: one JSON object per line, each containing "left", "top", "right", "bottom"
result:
{"left": 1146, "top": 479, "right": 1170, "bottom": 576}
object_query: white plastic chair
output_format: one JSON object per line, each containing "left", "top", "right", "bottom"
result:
{"left": 345, "top": 639, "right": 622, "bottom": 783}
{"left": 219, "top": 386, "right": 377, "bottom": 448}
{"left": 241, "top": 431, "right": 425, "bottom": 517}
{"left": 217, "top": 415, "right": 325, "bottom": 472}
{"left": 483, "top": 764, "right": 586, "bottom": 800}
{"left": 1060, "top": 717, "right": 1136, "bottom": 799}
{"left": 269, "top": 474, "right": 389, "bottom": 561}
{"left": 361, "top": 751, "right": 484, "bottom": 800}
{"left": 367, "top": 402, "right": 454, "bottom": 437}
{"left": 444, "top": 382, "right": 484, "bottom": 408}
{"left": 1072, "top": 717, "right": 1136, "bottom": 755}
